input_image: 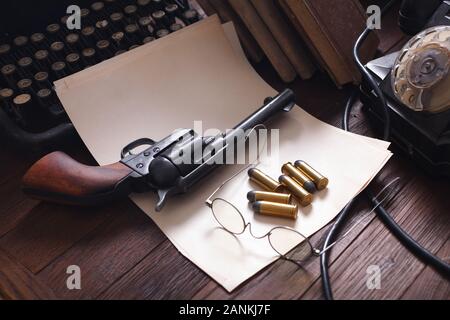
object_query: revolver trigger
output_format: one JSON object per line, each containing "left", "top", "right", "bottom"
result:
{"left": 155, "top": 189, "right": 170, "bottom": 212}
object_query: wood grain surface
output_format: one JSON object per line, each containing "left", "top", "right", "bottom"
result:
{"left": 0, "top": 6, "right": 448, "bottom": 300}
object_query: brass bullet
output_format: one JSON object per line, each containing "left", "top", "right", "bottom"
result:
{"left": 294, "top": 160, "right": 329, "bottom": 190}
{"left": 248, "top": 168, "right": 284, "bottom": 192}
{"left": 279, "top": 175, "right": 312, "bottom": 207}
{"left": 252, "top": 201, "right": 298, "bottom": 220}
{"left": 282, "top": 162, "right": 317, "bottom": 193}
{"left": 247, "top": 191, "right": 291, "bottom": 204}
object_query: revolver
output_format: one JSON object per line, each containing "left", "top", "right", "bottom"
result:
{"left": 22, "top": 89, "right": 295, "bottom": 211}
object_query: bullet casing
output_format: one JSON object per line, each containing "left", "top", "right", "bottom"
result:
{"left": 294, "top": 160, "right": 329, "bottom": 190}
{"left": 247, "top": 191, "right": 291, "bottom": 204}
{"left": 0, "top": 88, "right": 14, "bottom": 115}
{"left": 279, "top": 175, "right": 312, "bottom": 207}
{"left": 248, "top": 168, "right": 284, "bottom": 192}
{"left": 282, "top": 162, "right": 317, "bottom": 193}
{"left": 252, "top": 201, "right": 298, "bottom": 220}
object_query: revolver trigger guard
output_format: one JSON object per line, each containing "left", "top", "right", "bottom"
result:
{"left": 155, "top": 189, "right": 174, "bottom": 212}
{"left": 121, "top": 138, "right": 156, "bottom": 159}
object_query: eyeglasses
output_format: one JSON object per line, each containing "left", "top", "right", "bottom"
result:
{"left": 204, "top": 125, "right": 403, "bottom": 264}
{"left": 208, "top": 197, "right": 321, "bottom": 263}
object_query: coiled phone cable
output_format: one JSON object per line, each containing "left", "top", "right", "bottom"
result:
{"left": 320, "top": 0, "right": 450, "bottom": 300}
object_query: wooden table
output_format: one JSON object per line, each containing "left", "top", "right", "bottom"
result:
{"left": 0, "top": 11, "right": 449, "bottom": 300}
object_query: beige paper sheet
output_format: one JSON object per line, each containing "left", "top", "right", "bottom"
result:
{"left": 55, "top": 16, "right": 391, "bottom": 292}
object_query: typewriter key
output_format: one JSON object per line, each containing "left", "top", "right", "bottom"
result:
{"left": 97, "top": 40, "right": 114, "bottom": 60}
{"left": 65, "top": 33, "right": 82, "bottom": 51}
{"left": 151, "top": 0, "right": 164, "bottom": 11}
{"left": 104, "top": 0, "right": 120, "bottom": 13}
{"left": 0, "top": 44, "right": 12, "bottom": 65}
{"left": 0, "top": 88, "right": 15, "bottom": 115}
{"left": 17, "top": 57, "right": 35, "bottom": 78}
{"left": 124, "top": 5, "right": 139, "bottom": 24}
{"left": 30, "top": 33, "right": 47, "bottom": 50}
{"left": 34, "top": 72, "right": 52, "bottom": 89}
{"left": 183, "top": 9, "right": 199, "bottom": 25}
{"left": 46, "top": 24, "right": 63, "bottom": 42}
{"left": 17, "top": 79, "right": 34, "bottom": 95}
{"left": 95, "top": 20, "right": 111, "bottom": 39}
{"left": 138, "top": 17, "right": 154, "bottom": 36}
{"left": 66, "top": 53, "right": 83, "bottom": 73}
{"left": 13, "top": 36, "right": 29, "bottom": 48}
{"left": 1, "top": 64, "right": 20, "bottom": 88}
{"left": 50, "top": 42, "right": 66, "bottom": 61}
{"left": 34, "top": 50, "right": 51, "bottom": 71}
{"left": 13, "top": 93, "right": 34, "bottom": 127}
{"left": 142, "top": 36, "right": 155, "bottom": 44}
{"left": 37, "top": 88, "right": 59, "bottom": 112}
{"left": 129, "top": 44, "right": 140, "bottom": 51}
{"left": 51, "top": 61, "right": 68, "bottom": 80}
{"left": 82, "top": 48, "right": 98, "bottom": 67}
{"left": 125, "top": 24, "right": 140, "bottom": 45}
{"left": 81, "top": 26, "right": 97, "bottom": 47}
{"left": 81, "top": 8, "right": 93, "bottom": 25}
{"left": 152, "top": 10, "right": 170, "bottom": 30}
{"left": 91, "top": 2, "right": 107, "bottom": 20}
{"left": 91, "top": 1, "right": 105, "bottom": 11}
{"left": 137, "top": 0, "right": 152, "bottom": 16}
{"left": 110, "top": 12, "right": 126, "bottom": 32}
{"left": 165, "top": 4, "right": 180, "bottom": 25}
{"left": 279, "top": 175, "right": 312, "bottom": 207}
{"left": 13, "top": 36, "right": 30, "bottom": 58}
{"left": 170, "top": 23, "right": 183, "bottom": 32}
{"left": 114, "top": 49, "right": 126, "bottom": 56}
{"left": 156, "top": 29, "right": 170, "bottom": 38}
{"left": 111, "top": 31, "right": 127, "bottom": 50}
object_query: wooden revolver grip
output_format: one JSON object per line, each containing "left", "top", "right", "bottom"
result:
{"left": 22, "top": 151, "right": 134, "bottom": 206}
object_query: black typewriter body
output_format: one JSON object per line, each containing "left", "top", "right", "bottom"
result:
{"left": 0, "top": 0, "right": 201, "bottom": 154}
{"left": 361, "top": 1, "right": 450, "bottom": 178}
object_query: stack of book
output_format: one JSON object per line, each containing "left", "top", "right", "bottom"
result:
{"left": 196, "top": 0, "right": 379, "bottom": 87}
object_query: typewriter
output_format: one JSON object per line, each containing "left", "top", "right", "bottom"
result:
{"left": 0, "top": 0, "right": 203, "bottom": 154}
{"left": 360, "top": 0, "right": 450, "bottom": 177}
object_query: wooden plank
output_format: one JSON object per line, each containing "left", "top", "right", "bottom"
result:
{"left": 301, "top": 170, "right": 450, "bottom": 299}
{"left": 401, "top": 239, "right": 450, "bottom": 300}
{"left": 99, "top": 240, "right": 210, "bottom": 300}
{"left": 0, "top": 201, "right": 115, "bottom": 273}
{"left": 0, "top": 145, "right": 39, "bottom": 237}
{"left": 0, "top": 197, "right": 39, "bottom": 238}
{"left": 37, "top": 201, "right": 166, "bottom": 299}
{"left": 0, "top": 247, "right": 55, "bottom": 299}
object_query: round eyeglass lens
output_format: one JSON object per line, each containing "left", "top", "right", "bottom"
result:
{"left": 268, "top": 227, "right": 313, "bottom": 261}
{"left": 211, "top": 198, "right": 246, "bottom": 234}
